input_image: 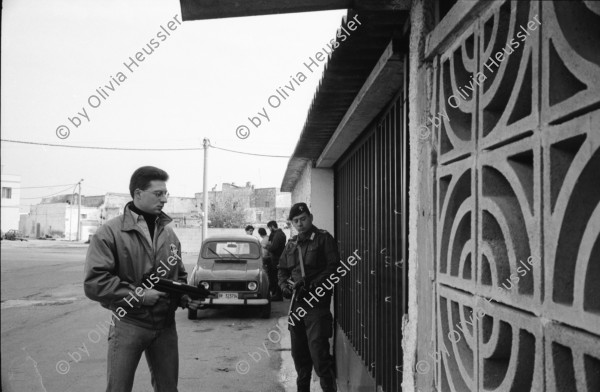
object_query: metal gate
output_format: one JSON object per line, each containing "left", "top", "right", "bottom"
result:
{"left": 334, "top": 88, "right": 408, "bottom": 392}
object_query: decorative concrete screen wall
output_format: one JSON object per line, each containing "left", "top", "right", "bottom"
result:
{"left": 430, "top": 0, "right": 599, "bottom": 391}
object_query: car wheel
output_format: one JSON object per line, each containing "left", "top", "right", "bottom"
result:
{"left": 259, "top": 301, "right": 271, "bottom": 319}
{"left": 188, "top": 308, "right": 198, "bottom": 320}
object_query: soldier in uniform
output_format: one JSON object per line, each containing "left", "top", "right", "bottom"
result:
{"left": 278, "top": 202, "right": 340, "bottom": 392}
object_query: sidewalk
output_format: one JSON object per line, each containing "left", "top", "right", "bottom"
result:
{"left": 0, "top": 239, "right": 89, "bottom": 248}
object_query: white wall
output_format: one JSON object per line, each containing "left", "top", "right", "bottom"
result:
{"left": 289, "top": 162, "right": 335, "bottom": 234}
{"left": 1, "top": 174, "right": 21, "bottom": 232}
{"left": 65, "top": 205, "right": 101, "bottom": 240}
{"left": 291, "top": 162, "right": 312, "bottom": 205}
{"left": 275, "top": 191, "right": 292, "bottom": 207}
{"left": 310, "top": 168, "right": 335, "bottom": 234}
{"left": 162, "top": 196, "right": 198, "bottom": 215}
{"left": 23, "top": 203, "right": 99, "bottom": 239}
{"left": 27, "top": 203, "right": 67, "bottom": 237}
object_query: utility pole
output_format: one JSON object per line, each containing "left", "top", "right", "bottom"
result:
{"left": 77, "top": 179, "right": 84, "bottom": 241}
{"left": 202, "top": 138, "right": 209, "bottom": 242}
{"left": 69, "top": 187, "right": 75, "bottom": 241}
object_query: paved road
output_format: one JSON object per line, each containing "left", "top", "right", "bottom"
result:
{"left": 1, "top": 240, "right": 301, "bottom": 392}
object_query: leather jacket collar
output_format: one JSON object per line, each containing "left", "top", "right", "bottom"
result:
{"left": 121, "top": 201, "right": 172, "bottom": 232}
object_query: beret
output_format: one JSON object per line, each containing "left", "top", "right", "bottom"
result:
{"left": 288, "top": 202, "right": 311, "bottom": 220}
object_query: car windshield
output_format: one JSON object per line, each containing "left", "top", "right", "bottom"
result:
{"left": 202, "top": 241, "right": 260, "bottom": 259}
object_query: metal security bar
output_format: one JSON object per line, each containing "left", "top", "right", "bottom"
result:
{"left": 334, "top": 85, "right": 408, "bottom": 392}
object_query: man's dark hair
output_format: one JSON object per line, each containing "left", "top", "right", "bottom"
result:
{"left": 267, "top": 221, "right": 278, "bottom": 229}
{"left": 245, "top": 225, "right": 255, "bottom": 232}
{"left": 258, "top": 228, "right": 267, "bottom": 236}
{"left": 129, "top": 166, "right": 169, "bottom": 198}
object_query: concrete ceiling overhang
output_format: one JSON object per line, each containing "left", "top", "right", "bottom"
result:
{"left": 280, "top": 157, "right": 313, "bottom": 193}
{"left": 280, "top": 11, "right": 407, "bottom": 192}
{"left": 179, "top": 0, "right": 410, "bottom": 21}
{"left": 316, "top": 38, "right": 405, "bottom": 168}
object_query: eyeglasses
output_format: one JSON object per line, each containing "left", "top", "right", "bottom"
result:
{"left": 140, "top": 189, "right": 169, "bottom": 198}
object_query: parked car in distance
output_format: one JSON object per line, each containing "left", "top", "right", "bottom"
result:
{"left": 4, "top": 230, "right": 27, "bottom": 241}
{"left": 188, "top": 235, "right": 271, "bottom": 319}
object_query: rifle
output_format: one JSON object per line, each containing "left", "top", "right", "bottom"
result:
{"left": 287, "top": 244, "right": 308, "bottom": 318}
{"left": 287, "top": 279, "right": 297, "bottom": 315}
{"left": 142, "top": 272, "right": 214, "bottom": 301}
{"left": 153, "top": 278, "right": 214, "bottom": 300}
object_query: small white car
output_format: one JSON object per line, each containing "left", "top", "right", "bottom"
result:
{"left": 187, "top": 235, "right": 271, "bottom": 319}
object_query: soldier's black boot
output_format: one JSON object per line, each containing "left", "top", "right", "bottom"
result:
{"left": 319, "top": 367, "right": 337, "bottom": 392}
{"left": 296, "top": 366, "right": 312, "bottom": 392}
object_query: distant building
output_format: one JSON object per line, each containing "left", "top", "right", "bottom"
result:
{"left": 18, "top": 182, "right": 290, "bottom": 239}
{"left": 98, "top": 193, "right": 201, "bottom": 227}
{"left": 20, "top": 192, "right": 200, "bottom": 240}
{"left": 195, "top": 182, "right": 291, "bottom": 227}
{"left": 20, "top": 193, "right": 102, "bottom": 240}
{"left": 0, "top": 166, "right": 21, "bottom": 233}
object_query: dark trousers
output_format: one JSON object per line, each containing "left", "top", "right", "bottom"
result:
{"left": 106, "top": 318, "right": 179, "bottom": 392}
{"left": 289, "top": 306, "right": 337, "bottom": 392}
{"left": 264, "top": 257, "right": 281, "bottom": 297}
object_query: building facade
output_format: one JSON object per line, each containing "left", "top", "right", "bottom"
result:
{"left": 0, "top": 167, "right": 21, "bottom": 233}
{"left": 22, "top": 197, "right": 100, "bottom": 240}
{"left": 195, "top": 182, "right": 291, "bottom": 227}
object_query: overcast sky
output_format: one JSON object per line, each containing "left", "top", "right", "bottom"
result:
{"left": 1, "top": 0, "right": 347, "bottom": 209}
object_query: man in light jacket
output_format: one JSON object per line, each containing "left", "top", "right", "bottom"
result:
{"left": 84, "top": 166, "right": 202, "bottom": 392}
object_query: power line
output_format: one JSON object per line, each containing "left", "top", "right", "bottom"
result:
{"left": 1, "top": 138, "right": 201, "bottom": 151}
{"left": 20, "top": 185, "right": 78, "bottom": 200}
{"left": 14, "top": 184, "right": 76, "bottom": 189}
{"left": 1, "top": 138, "right": 292, "bottom": 158}
{"left": 209, "top": 144, "right": 291, "bottom": 158}
{"left": 21, "top": 213, "right": 81, "bottom": 216}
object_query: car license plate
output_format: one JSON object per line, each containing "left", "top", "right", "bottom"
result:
{"left": 218, "top": 293, "right": 238, "bottom": 300}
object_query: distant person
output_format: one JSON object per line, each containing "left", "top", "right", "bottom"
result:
{"left": 84, "top": 166, "right": 203, "bottom": 392}
{"left": 266, "top": 220, "right": 286, "bottom": 301}
{"left": 245, "top": 225, "right": 255, "bottom": 236}
{"left": 258, "top": 228, "right": 270, "bottom": 257}
{"left": 258, "top": 227, "right": 276, "bottom": 297}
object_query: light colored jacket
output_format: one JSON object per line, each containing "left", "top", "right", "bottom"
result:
{"left": 84, "top": 203, "right": 187, "bottom": 329}
{"left": 260, "top": 236, "right": 272, "bottom": 259}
